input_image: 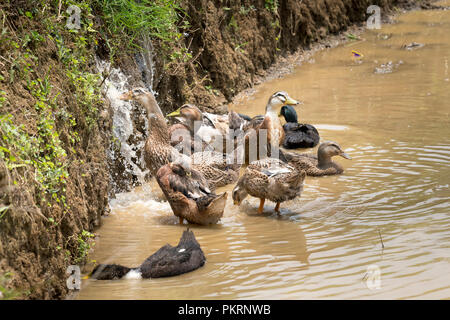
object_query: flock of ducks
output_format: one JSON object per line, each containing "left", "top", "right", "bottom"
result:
{"left": 87, "top": 88, "right": 352, "bottom": 280}
{"left": 119, "top": 88, "right": 352, "bottom": 225}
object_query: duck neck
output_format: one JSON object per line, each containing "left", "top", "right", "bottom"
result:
{"left": 187, "top": 117, "right": 202, "bottom": 135}
{"left": 286, "top": 109, "right": 298, "bottom": 123}
{"left": 265, "top": 103, "right": 283, "bottom": 140}
{"left": 265, "top": 103, "right": 278, "bottom": 118}
{"left": 139, "top": 94, "right": 170, "bottom": 143}
{"left": 317, "top": 149, "right": 333, "bottom": 169}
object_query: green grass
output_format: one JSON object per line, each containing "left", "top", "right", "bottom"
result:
{"left": 95, "top": 0, "right": 186, "bottom": 50}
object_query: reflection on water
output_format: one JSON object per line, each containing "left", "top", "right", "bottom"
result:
{"left": 77, "top": 8, "right": 450, "bottom": 299}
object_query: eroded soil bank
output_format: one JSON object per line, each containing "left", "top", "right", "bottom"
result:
{"left": 0, "top": 0, "right": 436, "bottom": 299}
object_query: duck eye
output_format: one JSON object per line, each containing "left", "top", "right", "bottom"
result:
{"left": 275, "top": 93, "right": 286, "bottom": 102}
{"left": 133, "top": 88, "right": 145, "bottom": 95}
{"left": 330, "top": 144, "right": 340, "bottom": 150}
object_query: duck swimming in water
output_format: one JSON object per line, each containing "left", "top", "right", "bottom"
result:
{"left": 283, "top": 141, "right": 352, "bottom": 176}
{"left": 279, "top": 105, "right": 320, "bottom": 149}
{"left": 232, "top": 158, "right": 306, "bottom": 214}
{"left": 243, "top": 91, "right": 300, "bottom": 164}
{"left": 156, "top": 155, "right": 227, "bottom": 225}
{"left": 86, "top": 229, "right": 205, "bottom": 280}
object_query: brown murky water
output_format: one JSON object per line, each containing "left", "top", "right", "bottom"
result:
{"left": 77, "top": 7, "right": 450, "bottom": 299}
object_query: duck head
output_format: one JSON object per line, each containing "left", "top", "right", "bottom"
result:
{"left": 317, "top": 141, "right": 352, "bottom": 168}
{"left": 232, "top": 184, "right": 248, "bottom": 206}
{"left": 119, "top": 88, "right": 164, "bottom": 118}
{"left": 85, "top": 264, "right": 131, "bottom": 280}
{"left": 167, "top": 104, "right": 203, "bottom": 133}
{"left": 171, "top": 153, "right": 193, "bottom": 175}
{"left": 266, "top": 91, "right": 299, "bottom": 114}
{"left": 279, "top": 105, "right": 298, "bottom": 123}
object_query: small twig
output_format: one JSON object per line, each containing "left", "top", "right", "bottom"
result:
{"left": 0, "top": 54, "right": 12, "bottom": 65}
{"left": 56, "top": 0, "right": 63, "bottom": 21}
{"left": 377, "top": 228, "right": 385, "bottom": 249}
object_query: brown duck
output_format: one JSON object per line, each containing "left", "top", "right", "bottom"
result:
{"left": 156, "top": 156, "right": 227, "bottom": 225}
{"left": 283, "top": 141, "right": 352, "bottom": 176}
{"left": 232, "top": 158, "right": 306, "bottom": 214}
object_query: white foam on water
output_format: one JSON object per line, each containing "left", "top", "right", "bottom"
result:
{"left": 123, "top": 269, "right": 143, "bottom": 280}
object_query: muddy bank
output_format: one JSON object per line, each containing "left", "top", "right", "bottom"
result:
{"left": 0, "top": 1, "right": 112, "bottom": 299}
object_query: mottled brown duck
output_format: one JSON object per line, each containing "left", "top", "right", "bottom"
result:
{"left": 283, "top": 141, "right": 352, "bottom": 176}
{"left": 156, "top": 156, "right": 227, "bottom": 225}
{"left": 232, "top": 158, "right": 306, "bottom": 214}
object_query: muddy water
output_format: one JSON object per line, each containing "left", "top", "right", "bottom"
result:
{"left": 77, "top": 8, "right": 450, "bottom": 299}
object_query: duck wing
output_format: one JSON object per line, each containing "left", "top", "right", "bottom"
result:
{"left": 283, "top": 123, "right": 320, "bottom": 148}
{"left": 244, "top": 115, "right": 265, "bottom": 131}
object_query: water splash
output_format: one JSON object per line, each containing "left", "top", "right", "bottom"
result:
{"left": 96, "top": 58, "right": 149, "bottom": 192}
{"left": 135, "top": 35, "right": 156, "bottom": 91}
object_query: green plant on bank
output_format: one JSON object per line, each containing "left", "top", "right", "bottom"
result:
{"left": 240, "top": 5, "right": 256, "bottom": 15}
{"left": 168, "top": 46, "right": 192, "bottom": 64}
{"left": 204, "top": 85, "right": 219, "bottom": 96}
{"left": 0, "top": 273, "right": 21, "bottom": 300}
{"left": 74, "top": 230, "right": 95, "bottom": 264}
{"left": 234, "top": 42, "right": 248, "bottom": 53}
{"left": 265, "top": 0, "right": 279, "bottom": 13}
{"left": 346, "top": 33, "right": 361, "bottom": 41}
{"left": 0, "top": 2, "right": 103, "bottom": 210}
{"left": 228, "top": 15, "right": 238, "bottom": 30}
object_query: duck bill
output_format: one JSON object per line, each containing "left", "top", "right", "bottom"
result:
{"left": 82, "top": 275, "right": 90, "bottom": 280}
{"left": 340, "top": 152, "right": 352, "bottom": 160}
{"left": 285, "top": 97, "right": 300, "bottom": 106}
{"left": 167, "top": 108, "right": 181, "bottom": 117}
{"left": 118, "top": 91, "right": 132, "bottom": 101}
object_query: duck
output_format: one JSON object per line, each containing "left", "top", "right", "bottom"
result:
{"left": 119, "top": 88, "right": 239, "bottom": 189}
{"left": 279, "top": 105, "right": 320, "bottom": 149}
{"left": 283, "top": 141, "right": 352, "bottom": 176}
{"left": 243, "top": 91, "right": 299, "bottom": 164}
{"left": 167, "top": 104, "right": 251, "bottom": 154}
{"left": 86, "top": 229, "right": 205, "bottom": 279}
{"left": 156, "top": 155, "right": 227, "bottom": 225}
{"left": 119, "top": 88, "right": 173, "bottom": 176}
{"left": 166, "top": 104, "right": 223, "bottom": 153}
{"left": 232, "top": 157, "right": 306, "bottom": 214}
